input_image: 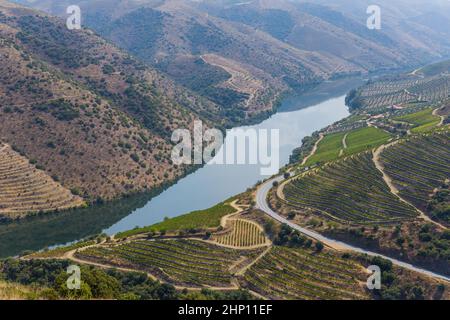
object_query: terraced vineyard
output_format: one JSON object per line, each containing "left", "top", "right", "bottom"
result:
{"left": 358, "top": 91, "right": 417, "bottom": 111}
{"left": 115, "top": 202, "right": 235, "bottom": 238}
{"left": 241, "top": 246, "right": 368, "bottom": 300}
{"left": 75, "top": 239, "right": 261, "bottom": 287}
{"left": 348, "top": 74, "right": 450, "bottom": 111}
{"left": 409, "top": 76, "right": 450, "bottom": 102}
{"left": 0, "top": 144, "right": 84, "bottom": 218}
{"left": 380, "top": 132, "right": 450, "bottom": 212}
{"left": 212, "top": 219, "right": 268, "bottom": 248}
{"left": 285, "top": 152, "right": 418, "bottom": 224}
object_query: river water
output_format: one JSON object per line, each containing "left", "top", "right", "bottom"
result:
{"left": 104, "top": 81, "right": 356, "bottom": 234}
{"left": 0, "top": 78, "right": 359, "bottom": 257}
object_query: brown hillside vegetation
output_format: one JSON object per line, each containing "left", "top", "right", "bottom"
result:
{"left": 0, "top": 280, "right": 41, "bottom": 299}
{"left": 201, "top": 54, "right": 283, "bottom": 114}
{"left": 0, "top": 0, "right": 218, "bottom": 202}
{"left": 19, "top": 0, "right": 450, "bottom": 85}
{"left": 0, "top": 144, "right": 84, "bottom": 219}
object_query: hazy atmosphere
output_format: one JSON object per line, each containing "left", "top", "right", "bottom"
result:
{"left": 0, "top": 0, "right": 449, "bottom": 307}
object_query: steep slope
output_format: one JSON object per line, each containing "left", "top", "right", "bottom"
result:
{"left": 14, "top": 0, "right": 450, "bottom": 120}
{"left": 0, "top": 144, "right": 84, "bottom": 219}
{"left": 201, "top": 0, "right": 409, "bottom": 72}
{"left": 0, "top": 0, "right": 213, "bottom": 204}
{"left": 2, "top": 1, "right": 366, "bottom": 116}
{"left": 308, "top": 0, "right": 450, "bottom": 58}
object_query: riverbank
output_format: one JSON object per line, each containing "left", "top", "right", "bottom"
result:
{"left": 0, "top": 78, "right": 359, "bottom": 258}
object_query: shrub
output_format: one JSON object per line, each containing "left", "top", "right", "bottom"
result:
{"left": 315, "top": 242, "right": 324, "bottom": 252}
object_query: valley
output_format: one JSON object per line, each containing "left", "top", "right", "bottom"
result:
{"left": 0, "top": 0, "right": 450, "bottom": 302}
{"left": 7, "top": 62, "right": 450, "bottom": 300}
{"left": 0, "top": 80, "right": 354, "bottom": 258}
{"left": 13, "top": 0, "right": 450, "bottom": 124}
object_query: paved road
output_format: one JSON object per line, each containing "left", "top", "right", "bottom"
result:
{"left": 256, "top": 176, "right": 450, "bottom": 282}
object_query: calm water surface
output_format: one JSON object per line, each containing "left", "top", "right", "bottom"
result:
{"left": 104, "top": 95, "right": 351, "bottom": 234}
{"left": 0, "top": 78, "right": 359, "bottom": 257}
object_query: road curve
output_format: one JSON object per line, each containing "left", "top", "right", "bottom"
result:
{"left": 256, "top": 176, "right": 450, "bottom": 283}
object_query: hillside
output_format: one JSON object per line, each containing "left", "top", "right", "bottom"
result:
{"left": 274, "top": 67, "right": 450, "bottom": 276}
{"left": 0, "top": 144, "right": 84, "bottom": 220}
{"left": 416, "top": 59, "right": 450, "bottom": 77}
{"left": 13, "top": 0, "right": 450, "bottom": 120}
{"left": 16, "top": 200, "right": 450, "bottom": 300}
{"left": 346, "top": 72, "right": 450, "bottom": 112}
{"left": 0, "top": 0, "right": 218, "bottom": 206}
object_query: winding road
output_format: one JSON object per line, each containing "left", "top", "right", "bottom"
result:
{"left": 432, "top": 107, "right": 445, "bottom": 127}
{"left": 255, "top": 176, "right": 450, "bottom": 283}
{"left": 301, "top": 133, "right": 324, "bottom": 165}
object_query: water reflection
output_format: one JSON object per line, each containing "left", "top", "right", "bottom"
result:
{"left": 0, "top": 78, "right": 361, "bottom": 257}
{"left": 0, "top": 192, "right": 154, "bottom": 257}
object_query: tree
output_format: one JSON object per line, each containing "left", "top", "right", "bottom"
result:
{"left": 264, "top": 220, "right": 275, "bottom": 235}
{"left": 371, "top": 256, "right": 393, "bottom": 272}
{"left": 154, "top": 283, "right": 177, "bottom": 300}
{"left": 287, "top": 212, "right": 296, "bottom": 220}
{"left": 315, "top": 242, "right": 324, "bottom": 252}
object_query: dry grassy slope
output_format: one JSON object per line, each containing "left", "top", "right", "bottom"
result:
{"left": 0, "top": 280, "right": 41, "bottom": 299}
{"left": 14, "top": 0, "right": 450, "bottom": 76}
{"left": 117, "top": 0, "right": 352, "bottom": 81}
{"left": 0, "top": 5, "right": 218, "bottom": 134}
{"left": 93, "top": 3, "right": 295, "bottom": 116}
{"left": 200, "top": 53, "right": 282, "bottom": 113}
{"left": 0, "top": 1, "right": 207, "bottom": 202}
{"left": 192, "top": 0, "right": 448, "bottom": 71}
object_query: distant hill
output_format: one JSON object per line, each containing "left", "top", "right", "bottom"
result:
{"left": 417, "top": 59, "right": 450, "bottom": 77}
{"left": 13, "top": 0, "right": 450, "bottom": 118}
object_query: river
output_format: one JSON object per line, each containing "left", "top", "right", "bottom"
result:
{"left": 0, "top": 77, "right": 360, "bottom": 257}
{"left": 105, "top": 94, "right": 351, "bottom": 234}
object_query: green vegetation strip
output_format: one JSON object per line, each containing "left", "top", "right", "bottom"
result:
{"left": 305, "top": 127, "right": 391, "bottom": 166}
{"left": 305, "top": 132, "right": 346, "bottom": 166}
{"left": 116, "top": 203, "right": 235, "bottom": 238}
{"left": 394, "top": 108, "right": 441, "bottom": 133}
